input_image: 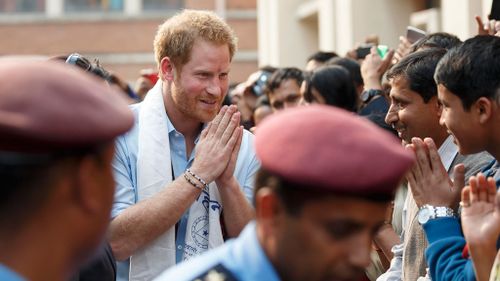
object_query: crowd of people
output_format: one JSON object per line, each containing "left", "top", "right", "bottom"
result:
{"left": 0, "top": 8, "right": 499, "bottom": 281}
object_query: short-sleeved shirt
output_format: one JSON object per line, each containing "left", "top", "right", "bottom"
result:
{"left": 112, "top": 103, "right": 260, "bottom": 281}
{"left": 154, "top": 222, "right": 280, "bottom": 281}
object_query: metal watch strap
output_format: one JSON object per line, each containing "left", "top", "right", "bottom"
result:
{"left": 422, "top": 204, "right": 455, "bottom": 219}
{"left": 433, "top": 206, "right": 455, "bottom": 218}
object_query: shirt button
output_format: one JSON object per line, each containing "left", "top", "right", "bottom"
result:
{"left": 177, "top": 245, "right": 182, "bottom": 250}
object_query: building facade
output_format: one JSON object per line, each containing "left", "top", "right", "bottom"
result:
{"left": 257, "top": 0, "right": 494, "bottom": 68}
{"left": 0, "top": 0, "right": 258, "bottom": 83}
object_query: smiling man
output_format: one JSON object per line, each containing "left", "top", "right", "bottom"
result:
{"left": 155, "top": 105, "right": 415, "bottom": 281}
{"left": 108, "top": 10, "right": 260, "bottom": 281}
{"left": 378, "top": 48, "right": 492, "bottom": 281}
{"left": 419, "top": 35, "right": 500, "bottom": 281}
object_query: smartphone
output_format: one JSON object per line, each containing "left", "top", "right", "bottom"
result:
{"left": 356, "top": 44, "right": 374, "bottom": 59}
{"left": 406, "top": 26, "right": 426, "bottom": 44}
{"left": 377, "top": 45, "right": 389, "bottom": 58}
{"left": 356, "top": 44, "right": 389, "bottom": 59}
{"left": 490, "top": 0, "right": 500, "bottom": 20}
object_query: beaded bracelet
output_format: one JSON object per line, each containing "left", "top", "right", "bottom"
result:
{"left": 185, "top": 168, "right": 209, "bottom": 189}
{"left": 183, "top": 173, "right": 204, "bottom": 191}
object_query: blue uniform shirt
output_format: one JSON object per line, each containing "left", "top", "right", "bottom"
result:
{"left": 154, "top": 222, "right": 280, "bottom": 281}
{"left": 0, "top": 264, "right": 24, "bottom": 281}
{"left": 112, "top": 103, "right": 260, "bottom": 281}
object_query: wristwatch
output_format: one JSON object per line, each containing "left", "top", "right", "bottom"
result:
{"left": 417, "top": 204, "right": 455, "bottom": 225}
{"left": 361, "top": 89, "right": 384, "bottom": 103}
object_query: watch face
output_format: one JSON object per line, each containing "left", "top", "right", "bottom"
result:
{"left": 418, "top": 207, "right": 431, "bottom": 224}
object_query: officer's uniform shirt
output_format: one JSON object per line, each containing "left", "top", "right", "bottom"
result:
{"left": 154, "top": 222, "right": 280, "bottom": 281}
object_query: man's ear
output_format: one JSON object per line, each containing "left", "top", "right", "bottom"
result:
{"left": 475, "top": 97, "right": 493, "bottom": 124}
{"left": 160, "top": 57, "right": 175, "bottom": 81}
{"left": 255, "top": 187, "right": 285, "bottom": 232}
{"left": 429, "top": 96, "right": 442, "bottom": 117}
{"left": 73, "top": 156, "right": 103, "bottom": 214}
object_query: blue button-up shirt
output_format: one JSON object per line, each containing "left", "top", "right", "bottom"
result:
{"left": 112, "top": 103, "right": 260, "bottom": 281}
{"left": 154, "top": 222, "right": 280, "bottom": 281}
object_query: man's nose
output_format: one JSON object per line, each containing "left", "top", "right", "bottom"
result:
{"left": 206, "top": 78, "right": 222, "bottom": 97}
{"left": 347, "top": 236, "right": 372, "bottom": 269}
{"left": 385, "top": 104, "right": 398, "bottom": 125}
{"left": 439, "top": 111, "right": 446, "bottom": 127}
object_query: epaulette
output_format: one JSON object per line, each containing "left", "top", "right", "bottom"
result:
{"left": 191, "top": 263, "right": 239, "bottom": 281}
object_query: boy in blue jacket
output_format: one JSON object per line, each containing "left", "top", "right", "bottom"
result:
{"left": 413, "top": 35, "right": 500, "bottom": 281}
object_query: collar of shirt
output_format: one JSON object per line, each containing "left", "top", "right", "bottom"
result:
{"left": 437, "top": 135, "right": 459, "bottom": 172}
{"left": 227, "top": 222, "right": 281, "bottom": 281}
{"left": 402, "top": 135, "right": 458, "bottom": 228}
{"left": 166, "top": 115, "right": 206, "bottom": 146}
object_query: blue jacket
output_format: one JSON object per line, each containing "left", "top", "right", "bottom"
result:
{"left": 424, "top": 160, "right": 499, "bottom": 281}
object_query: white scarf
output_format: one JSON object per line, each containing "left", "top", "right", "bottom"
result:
{"left": 129, "top": 81, "right": 224, "bottom": 281}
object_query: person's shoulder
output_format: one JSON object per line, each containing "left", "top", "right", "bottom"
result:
{"left": 239, "top": 129, "right": 256, "bottom": 155}
{"left": 241, "top": 128, "right": 255, "bottom": 142}
{"left": 463, "top": 151, "right": 494, "bottom": 164}
{"left": 116, "top": 102, "right": 142, "bottom": 142}
{"left": 154, "top": 242, "right": 234, "bottom": 281}
{"left": 166, "top": 263, "right": 239, "bottom": 281}
{"left": 359, "top": 95, "right": 389, "bottom": 116}
{"left": 128, "top": 102, "right": 142, "bottom": 127}
{"left": 458, "top": 151, "right": 495, "bottom": 179}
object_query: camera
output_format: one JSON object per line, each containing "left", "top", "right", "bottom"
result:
{"left": 251, "top": 71, "right": 272, "bottom": 96}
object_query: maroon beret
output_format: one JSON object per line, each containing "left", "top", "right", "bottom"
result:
{"left": 255, "top": 105, "right": 414, "bottom": 195}
{"left": 0, "top": 60, "right": 134, "bottom": 153}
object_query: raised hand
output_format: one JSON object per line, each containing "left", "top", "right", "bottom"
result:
{"left": 406, "top": 137, "right": 462, "bottom": 208}
{"left": 392, "top": 36, "right": 412, "bottom": 65}
{"left": 215, "top": 123, "right": 243, "bottom": 188}
{"left": 361, "top": 46, "right": 395, "bottom": 90}
{"left": 461, "top": 174, "right": 500, "bottom": 281}
{"left": 476, "top": 16, "right": 497, "bottom": 35}
{"left": 461, "top": 174, "right": 500, "bottom": 248}
{"left": 189, "top": 105, "right": 241, "bottom": 184}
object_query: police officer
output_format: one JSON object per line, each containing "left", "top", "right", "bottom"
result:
{"left": 0, "top": 60, "right": 133, "bottom": 281}
{"left": 155, "top": 105, "right": 415, "bottom": 281}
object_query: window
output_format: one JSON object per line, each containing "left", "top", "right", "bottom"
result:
{"left": 143, "top": 0, "right": 183, "bottom": 11}
{"left": 0, "top": 0, "right": 45, "bottom": 13}
{"left": 64, "top": 0, "right": 124, "bottom": 13}
{"left": 0, "top": 0, "right": 184, "bottom": 16}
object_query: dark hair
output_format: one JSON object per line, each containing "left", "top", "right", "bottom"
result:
{"left": 327, "top": 57, "right": 363, "bottom": 88}
{"left": 255, "top": 94, "right": 270, "bottom": 108}
{"left": 412, "top": 32, "right": 462, "bottom": 52}
{"left": 386, "top": 48, "right": 447, "bottom": 103}
{"left": 265, "top": 67, "right": 304, "bottom": 95}
{"left": 254, "top": 168, "right": 393, "bottom": 216}
{"left": 435, "top": 35, "right": 500, "bottom": 110}
{"left": 304, "top": 65, "right": 358, "bottom": 112}
{"left": 365, "top": 113, "right": 398, "bottom": 137}
{"left": 259, "top": 65, "right": 278, "bottom": 74}
{"left": 307, "top": 51, "right": 339, "bottom": 63}
{"left": 51, "top": 53, "right": 139, "bottom": 101}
